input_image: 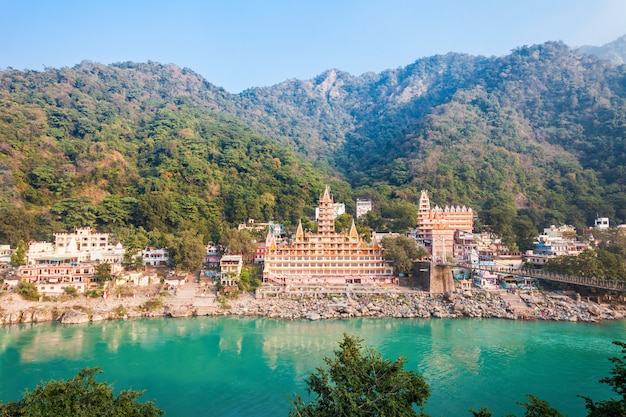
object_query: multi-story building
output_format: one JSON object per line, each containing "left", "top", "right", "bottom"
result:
{"left": 524, "top": 225, "right": 590, "bottom": 267}
{"left": 220, "top": 255, "right": 243, "bottom": 288}
{"left": 18, "top": 255, "right": 94, "bottom": 294}
{"left": 263, "top": 186, "right": 395, "bottom": 285}
{"left": 238, "top": 220, "right": 285, "bottom": 239}
{"left": 356, "top": 199, "right": 372, "bottom": 219}
{"left": 416, "top": 190, "right": 474, "bottom": 260}
{"left": 55, "top": 227, "right": 116, "bottom": 253}
{"left": 50, "top": 227, "right": 124, "bottom": 264}
{"left": 594, "top": 217, "right": 610, "bottom": 229}
{"left": 253, "top": 241, "right": 267, "bottom": 264}
{"left": 141, "top": 247, "right": 169, "bottom": 267}
{"left": 0, "top": 244, "right": 11, "bottom": 264}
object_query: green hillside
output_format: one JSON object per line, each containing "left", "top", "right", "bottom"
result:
{"left": 241, "top": 42, "right": 626, "bottom": 236}
{"left": 0, "top": 62, "right": 330, "bottom": 245}
{"left": 1, "top": 39, "right": 626, "bottom": 250}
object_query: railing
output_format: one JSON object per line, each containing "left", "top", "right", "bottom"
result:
{"left": 450, "top": 263, "right": 626, "bottom": 292}
{"left": 520, "top": 268, "right": 626, "bottom": 291}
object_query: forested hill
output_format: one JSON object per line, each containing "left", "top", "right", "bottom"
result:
{"left": 1, "top": 38, "right": 626, "bottom": 249}
{"left": 0, "top": 62, "right": 332, "bottom": 245}
{"left": 240, "top": 41, "right": 626, "bottom": 236}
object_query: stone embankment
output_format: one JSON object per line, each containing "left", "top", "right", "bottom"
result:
{"left": 1, "top": 288, "right": 624, "bottom": 326}
{"left": 219, "top": 290, "right": 625, "bottom": 322}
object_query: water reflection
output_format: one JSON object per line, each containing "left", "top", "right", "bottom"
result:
{"left": 0, "top": 317, "right": 622, "bottom": 417}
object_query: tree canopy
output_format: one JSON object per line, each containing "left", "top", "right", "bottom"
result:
{"left": 382, "top": 236, "right": 429, "bottom": 275}
{"left": 0, "top": 367, "right": 163, "bottom": 417}
{"left": 3, "top": 44, "right": 626, "bottom": 245}
{"left": 289, "top": 333, "right": 430, "bottom": 417}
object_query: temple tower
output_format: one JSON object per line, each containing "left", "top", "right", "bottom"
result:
{"left": 317, "top": 185, "right": 335, "bottom": 235}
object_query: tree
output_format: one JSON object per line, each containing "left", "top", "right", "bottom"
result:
{"left": 15, "top": 281, "right": 39, "bottom": 301}
{"left": 516, "top": 395, "right": 565, "bottom": 417}
{"left": 358, "top": 210, "right": 386, "bottom": 232}
{"left": 544, "top": 249, "right": 626, "bottom": 281}
{"left": 165, "top": 230, "right": 205, "bottom": 272}
{"left": 512, "top": 219, "right": 538, "bottom": 253}
{"left": 382, "top": 236, "right": 429, "bottom": 275}
{"left": 289, "top": 334, "right": 430, "bottom": 417}
{"left": 94, "top": 262, "right": 112, "bottom": 282}
{"left": 10, "top": 240, "right": 27, "bottom": 267}
{"left": 334, "top": 213, "right": 354, "bottom": 233}
{"left": 0, "top": 367, "right": 164, "bottom": 417}
{"left": 117, "top": 226, "right": 149, "bottom": 265}
{"left": 219, "top": 228, "right": 256, "bottom": 263}
{"left": 580, "top": 341, "right": 626, "bottom": 417}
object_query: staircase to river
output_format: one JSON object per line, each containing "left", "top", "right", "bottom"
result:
{"left": 166, "top": 279, "right": 217, "bottom": 316}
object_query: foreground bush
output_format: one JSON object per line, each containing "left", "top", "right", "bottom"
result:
{"left": 0, "top": 368, "right": 163, "bottom": 417}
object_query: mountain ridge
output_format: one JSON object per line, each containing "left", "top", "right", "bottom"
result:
{"left": 1, "top": 36, "right": 626, "bottom": 249}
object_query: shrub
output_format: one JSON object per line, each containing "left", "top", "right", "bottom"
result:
{"left": 16, "top": 281, "right": 40, "bottom": 301}
{"left": 141, "top": 298, "right": 163, "bottom": 311}
{"left": 113, "top": 305, "right": 127, "bottom": 318}
{"left": 87, "top": 289, "right": 103, "bottom": 298}
{"left": 0, "top": 367, "right": 163, "bottom": 416}
{"left": 64, "top": 286, "right": 78, "bottom": 297}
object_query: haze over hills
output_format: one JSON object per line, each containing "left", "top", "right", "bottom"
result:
{"left": 0, "top": 36, "right": 625, "bottom": 250}
{"left": 577, "top": 34, "right": 626, "bottom": 65}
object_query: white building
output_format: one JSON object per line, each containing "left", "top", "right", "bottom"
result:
{"left": 595, "top": 217, "right": 610, "bottom": 229}
{"left": 55, "top": 227, "right": 116, "bottom": 253}
{"left": 141, "top": 247, "right": 169, "bottom": 267}
{"left": 0, "top": 244, "right": 11, "bottom": 264}
{"left": 25, "top": 228, "right": 125, "bottom": 267}
{"left": 356, "top": 198, "right": 372, "bottom": 219}
{"left": 220, "top": 255, "right": 243, "bottom": 288}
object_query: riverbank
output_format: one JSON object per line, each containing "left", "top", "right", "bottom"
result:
{"left": 1, "top": 283, "right": 624, "bottom": 325}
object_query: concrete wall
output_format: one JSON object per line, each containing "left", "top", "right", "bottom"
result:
{"left": 408, "top": 261, "right": 455, "bottom": 294}
{"left": 430, "top": 264, "right": 455, "bottom": 294}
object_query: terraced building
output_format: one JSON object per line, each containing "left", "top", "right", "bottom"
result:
{"left": 263, "top": 186, "right": 395, "bottom": 285}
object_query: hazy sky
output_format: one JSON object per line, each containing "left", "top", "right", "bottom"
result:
{"left": 2, "top": 0, "right": 625, "bottom": 93}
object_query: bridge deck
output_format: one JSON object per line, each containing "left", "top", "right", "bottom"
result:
{"left": 450, "top": 264, "right": 626, "bottom": 292}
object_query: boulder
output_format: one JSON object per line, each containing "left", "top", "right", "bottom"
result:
{"left": 587, "top": 304, "right": 602, "bottom": 316}
{"left": 32, "top": 307, "right": 54, "bottom": 323}
{"left": 306, "top": 313, "right": 321, "bottom": 321}
{"left": 443, "top": 292, "right": 456, "bottom": 302}
{"left": 60, "top": 309, "right": 90, "bottom": 324}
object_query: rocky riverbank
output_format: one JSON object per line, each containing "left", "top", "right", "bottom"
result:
{"left": 1, "top": 287, "right": 624, "bottom": 326}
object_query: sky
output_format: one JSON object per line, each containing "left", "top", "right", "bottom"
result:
{"left": 1, "top": 0, "right": 626, "bottom": 93}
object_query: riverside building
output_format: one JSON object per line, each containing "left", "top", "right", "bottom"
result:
{"left": 416, "top": 190, "right": 474, "bottom": 261}
{"left": 263, "top": 186, "right": 395, "bottom": 285}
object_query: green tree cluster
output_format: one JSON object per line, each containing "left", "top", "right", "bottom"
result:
{"left": 544, "top": 248, "right": 626, "bottom": 281}
{"left": 382, "top": 236, "right": 429, "bottom": 275}
{"left": 289, "top": 334, "right": 430, "bottom": 417}
{"left": 292, "top": 337, "right": 626, "bottom": 417}
{"left": 0, "top": 368, "right": 163, "bottom": 417}
{"left": 15, "top": 281, "right": 39, "bottom": 301}
{"left": 9, "top": 240, "right": 27, "bottom": 267}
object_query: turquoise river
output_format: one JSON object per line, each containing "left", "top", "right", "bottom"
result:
{"left": 1, "top": 317, "right": 625, "bottom": 416}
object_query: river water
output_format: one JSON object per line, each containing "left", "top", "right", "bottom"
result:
{"left": 1, "top": 317, "right": 624, "bottom": 417}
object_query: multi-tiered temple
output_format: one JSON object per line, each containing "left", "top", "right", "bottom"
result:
{"left": 416, "top": 190, "right": 474, "bottom": 260}
{"left": 263, "top": 186, "right": 395, "bottom": 285}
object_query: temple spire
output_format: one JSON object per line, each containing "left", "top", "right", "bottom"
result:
{"left": 321, "top": 185, "right": 332, "bottom": 203}
{"left": 349, "top": 219, "right": 358, "bottom": 239}
{"left": 295, "top": 220, "right": 304, "bottom": 239}
{"left": 265, "top": 229, "right": 276, "bottom": 251}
